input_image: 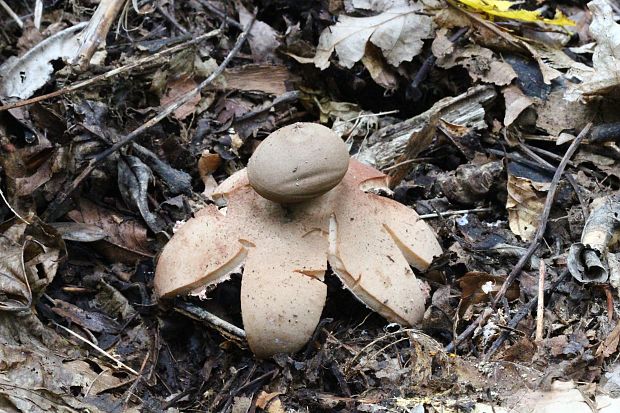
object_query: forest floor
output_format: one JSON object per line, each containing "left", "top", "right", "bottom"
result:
{"left": 2, "top": 0, "right": 620, "bottom": 412}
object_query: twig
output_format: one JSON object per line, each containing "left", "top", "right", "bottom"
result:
{"left": 445, "top": 123, "right": 591, "bottom": 353}
{"left": 419, "top": 207, "right": 493, "bottom": 219}
{"left": 0, "top": 0, "right": 23, "bottom": 27}
{"left": 494, "top": 123, "right": 591, "bottom": 302}
{"left": 195, "top": 0, "right": 243, "bottom": 30}
{"left": 174, "top": 301, "right": 247, "bottom": 341}
{"left": 156, "top": 4, "right": 188, "bottom": 34}
{"left": 42, "top": 16, "right": 255, "bottom": 220}
{"left": 516, "top": 142, "right": 589, "bottom": 219}
{"left": 55, "top": 322, "right": 139, "bottom": 375}
{"left": 484, "top": 269, "right": 569, "bottom": 359}
{"left": 535, "top": 261, "right": 546, "bottom": 342}
{"left": 0, "top": 29, "right": 221, "bottom": 112}
{"left": 0, "top": 186, "right": 30, "bottom": 224}
{"left": 73, "top": 0, "right": 127, "bottom": 69}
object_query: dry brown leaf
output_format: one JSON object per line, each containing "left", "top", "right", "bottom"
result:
{"left": 313, "top": 1, "right": 433, "bottom": 69}
{"left": 0, "top": 217, "right": 64, "bottom": 311}
{"left": 160, "top": 76, "right": 201, "bottom": 120}
{"left": 506, "top": 164, "right": 550, "bottom": 241}
{"left": 0, "top": 23, "right": 86, "bottom": 100}
{"left": 155, "top": 160, "right": 441, "bottom": 357}
{"left": 255, "top": 391, "right": 285, "bottom": 413}
{"left": 507, "top": 380, "right": 593, "bottom": 413}
{"left": 502, "top": 85, "right": 533, "bottom": 127}
{"left": 361, "top": 44, "right": 399, "bottom": 90}
{"left": 67, "top": 199, "right": 153, "bottom": 264}
{"left": 458, "top": 272, "right": 519, "bottom": 316}
{"left": 535, "top": 88, "right": 594, "bottom": 135}
{"left": 436, "top": 43, "right": 516, "bottom": 86}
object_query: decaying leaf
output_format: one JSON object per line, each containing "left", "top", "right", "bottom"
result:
{"left": 506, "top": 380, "right": 593, "bottom": 413}
{"left": 160, "top": 76, "right": 202, "bottom": 120}
{"left": 454, "top": 0, "right": 575, "bottom": 26}
{"left": 434, "top": 36, "right": 517, "bottom": 86}
{"left": 438, "top": 160, "right": 504, "bottom": 205}
{"left": 0, "top": 217, "right": 65, "bottom": 312}
{"left": 566, "top": 0, "right": 620, "bottom": 101}
{"left": 236, "top": 1, "right": 281, "bottom": 63}
{"left": 0, "top": 23, "right": 86, "bottom": 100}
{"left": 506, "top": 162, "right": 551, "bottom": 241}
{"left": 118, "top": 155, "right": 164, "bottom": 233}
{"left": 155, "top": 159, "right": 441, "bottom": 357}
{"left": 535, "top": 88, "right": 595, "bottom": 135}
{"left": 458, "top": 272, "right": 519, "bottom": 317}
{"left": 313, "top": 1, "right": 434, "bottom": 69}
{"left": 67, "top": 199, "right": 153, "bottom": 264}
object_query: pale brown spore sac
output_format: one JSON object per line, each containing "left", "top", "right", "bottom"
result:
{"left": 247, "top": 123, "right": 350, "bottom": 204}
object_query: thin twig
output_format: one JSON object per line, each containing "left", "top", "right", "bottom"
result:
{"left": 517, "top": 142, "right": 589, "bottom": 219}
{"left": 0, "top": 28, "right": 221, "bottom": 112}
{"left": 419, "top": 207, "right": 493, "bottom": 219}
{"left": 195, "top": 0, "right": 243, "bottom": 30}
{"left": 494, "top": 123, "right": 591, "bottom": 302}
{"left": 42, "top": 16, "right": 255, "bottom": 220}
{"left": 535, "top": 260, "right": 546, "bottom": 342}
{"left": 174, "top": 301, "right": 247, "bottom": 341}
{"left": 55, "top": 322, "right": 140, "bottom": 375}
{"left": 484, "top": 269, "right": 569, "bottom": 359}
{"left": 445, "top": 123, "right": 591, "bottom": 353}
{"left": 0, "top": 0, "right": 23, "bottom": 27}
{"left": 0, "top": 186, "right": 30, "bottom": 224}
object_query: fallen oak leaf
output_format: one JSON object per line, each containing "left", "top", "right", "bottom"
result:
{"left": 313, "top": 3, "right": 434, "bottom": 69}
{"left": 155, "top": 123, "right": 442, "bottom": 357}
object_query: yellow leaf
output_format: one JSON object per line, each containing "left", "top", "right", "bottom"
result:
{"left": 454, "top": 0, "right": 575, "bottom": 26}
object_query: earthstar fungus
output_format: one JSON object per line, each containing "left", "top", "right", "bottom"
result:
{"left": 154, "top": 123, "right": 442, "bottom": 358}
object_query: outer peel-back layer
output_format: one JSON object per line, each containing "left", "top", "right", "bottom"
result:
{"left": 154, "top": 160, "right": 442, "bottom": 357}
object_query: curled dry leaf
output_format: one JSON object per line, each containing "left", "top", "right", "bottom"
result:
{"left": 118, "top": 155, "right": 164, "bottom": 233}
{"left": 506, "top": 162, "right": 551, "bottom": 241}
{"left": 0, "top": 217, "right": 65, "bottom": 312}
{"left": 566, "top": 0, "right": 620, "bottom": 101}
{"left": 438, "top": 160, "right": 503, "bottom": 205}
{"left": 568, "top": 194, "right": 620, "bottom": 283}
{"left": 155, "top": 155, "right": 441, "bottom": 357}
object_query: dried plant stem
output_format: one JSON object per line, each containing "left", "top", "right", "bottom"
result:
{"left": 55, "top": 323, "right": 139, "bottom": 375}
{"left": 0, "top": 0, "right": 23, "bottom": 27}
{"left": 0, "top": 28, "right": 221, "bottom": 112}
{"left": 0, "top": 186, "right": 30, "bottom": 224}
{"left": 535, "top": 260, "right": 546, "bottom": 342}
{"left": 42, "top": 17, "right": 255, "bottom": 220}
{"left": 419, "top": 207, "right": 493, "bottom": 219}
{"left": 72, "top": 0, "right": 127, "bottom": 68}
{"left": 445, "top": 123, "right": 592, "bottom": 353}
{"left": 494, "top": 123, "right": 591, "bottom": 301}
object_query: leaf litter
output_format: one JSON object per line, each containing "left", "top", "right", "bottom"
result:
{"left": 2, "top": 0, "right": 620, "bottom": 411}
